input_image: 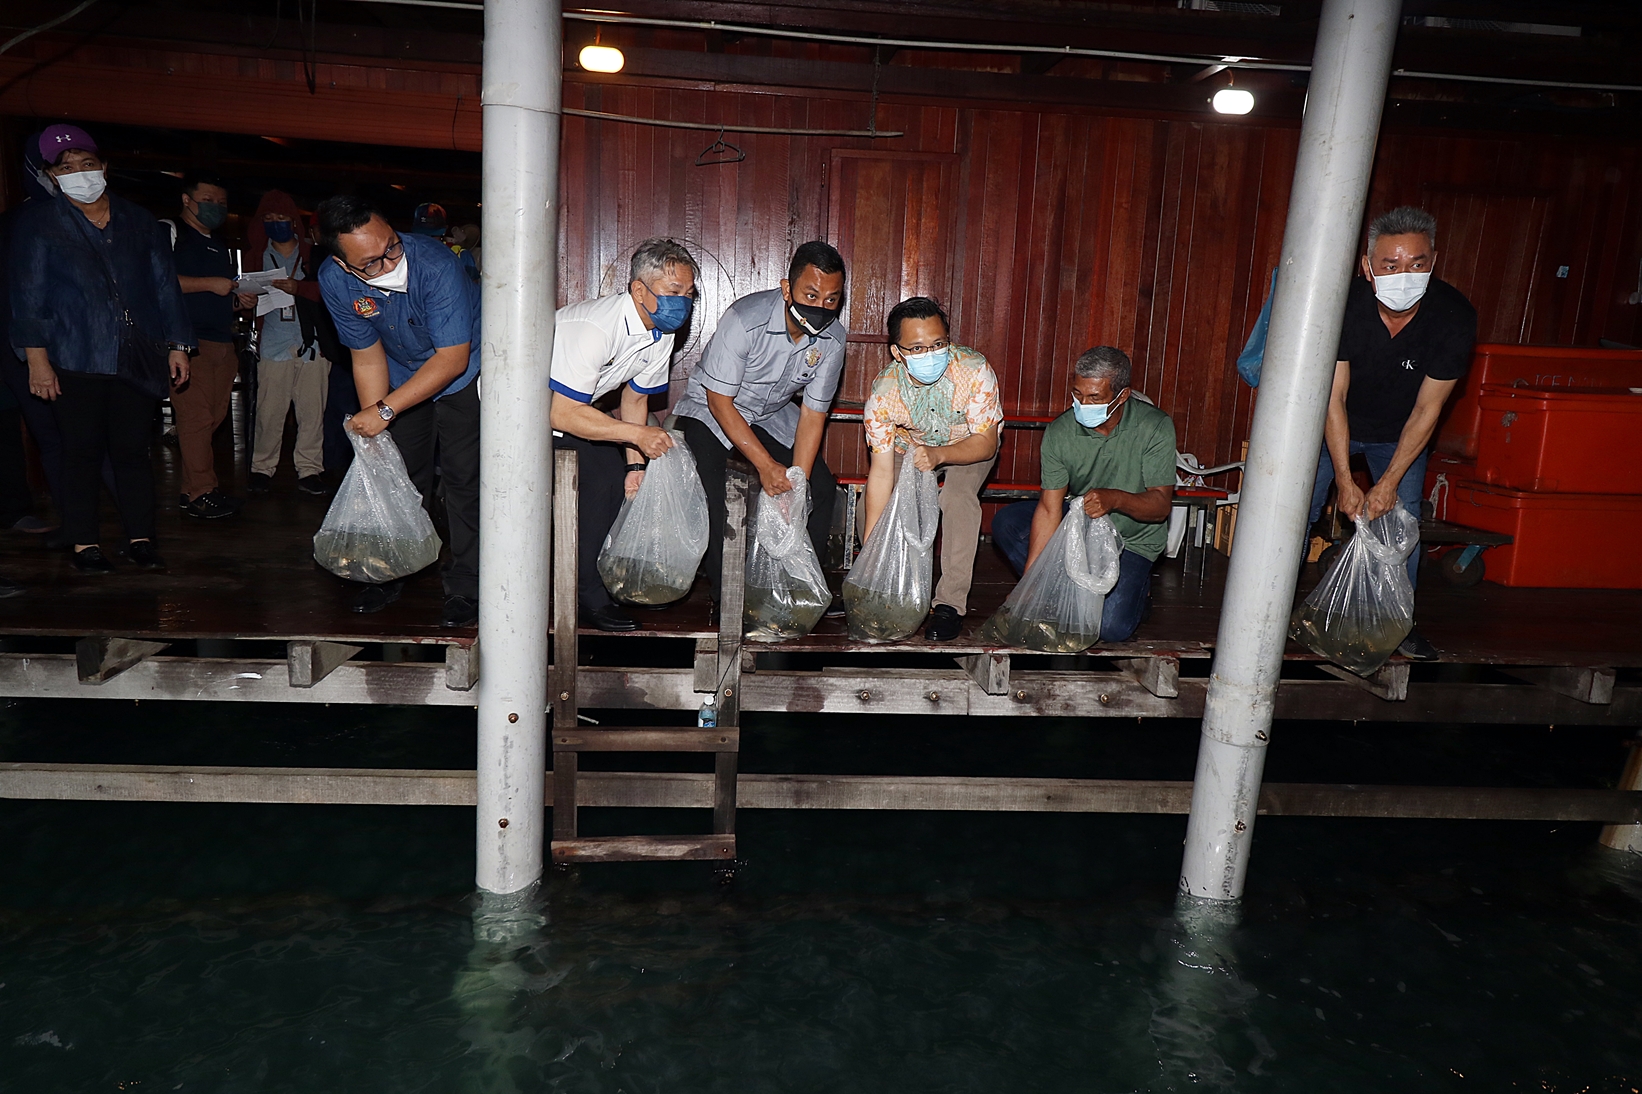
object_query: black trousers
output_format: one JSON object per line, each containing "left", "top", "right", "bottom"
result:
{"left": 679, "top": 414, "right": 836, "bottom": 603}
{"left": 387, "top": 380, "right": 480, "bottom": 599}
{"left": 50, "top": 371, "right": 157, "bottom": 546}
{"left": 553, "top": 430, "right": 627, "bottom": 613}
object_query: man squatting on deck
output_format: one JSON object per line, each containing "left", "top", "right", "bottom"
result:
{"left": 547, "top": 239, "right": 698, "bottom": 633}
{"left": 992, "top": 347, "right": 1178, "bottom": 643}
{"left": 859, "top": 297, "right": 1003, "bottom": 642}
{"left": 1308, "top": 206, "right": 1477, "bottom": 662}
{"left": 316, "top": 195, "right": 482, "bottom": 629}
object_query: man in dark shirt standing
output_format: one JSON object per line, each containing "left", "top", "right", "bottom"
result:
{"left": 170, "top": 172, "right": 248, "bottom": 519}
{"left": 1307, "top": 205, "right": 1477, "bottom": 661}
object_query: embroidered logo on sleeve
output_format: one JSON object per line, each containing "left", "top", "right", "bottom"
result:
{"left": 353, "top": 298, "right": 380, "bottom": 319}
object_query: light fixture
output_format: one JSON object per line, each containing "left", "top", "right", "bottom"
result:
{"left": 1212, "top": 87, "right": 1255, "bottom": 115}
{"left": 579, "top": 29, "right": 624, "bottom": 73}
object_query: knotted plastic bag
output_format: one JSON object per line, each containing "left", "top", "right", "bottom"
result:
{"left": 743, "top": 467, "right": 830, "bottom": 642}
{"left": 841, "top": 457, "right": 941, "bottom": 641}
{"left": 597, "top": 432, "right": 710, "bottom": 606}
{"left": 313, "top": 429, "right": 443, "bottom": 583}
{"left": 979, "top": 499, "right": 1123, "bottom": 653}
{"left": 1290, "top": 508, "right": 1419, "bottom": 675}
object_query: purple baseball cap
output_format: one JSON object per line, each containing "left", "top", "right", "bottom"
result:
{"left": 38, "top": 123, "right": 98, "bottom": 163}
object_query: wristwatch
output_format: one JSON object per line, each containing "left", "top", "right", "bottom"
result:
{"left": 375, "top": 400, "right": 396, "bottom": 422}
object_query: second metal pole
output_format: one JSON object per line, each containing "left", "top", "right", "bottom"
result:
{"left": 1179, "top": 0, "right": 1403, "bottom": 902}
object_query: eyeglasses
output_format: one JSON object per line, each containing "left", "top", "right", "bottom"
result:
{"left": 896, "top": 338, "right": 951, "bottom": 355}
{"left": 343, "top": 236, "right": 404, "bottom": 278}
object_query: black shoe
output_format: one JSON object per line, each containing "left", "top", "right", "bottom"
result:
{"left": 8, "top": 516, "right": 53, "bottom": 534}
{"left": 351, "top": 582, "right": 403, "bottom": 614}
{"left": 442, "top": 594, "right": 478, "bottom": 628}
{"left": 1397, "top": 626, "right": 1440, "bottom": 662}
{"left": 183, "top": 489, "right": 241, "bottom": 520}
{"left": 297, "top": 475, "right": 329, "bottom": 496}
{"left": 584, "top": 603, "right": 638, "bottom": 632}
{"left": 124, "top": 540, "right": 165, "bottom": 570}
{"left": 824, "top": 595, "right": 847, "bottom": 619}
{"left": 924, "top": 604, "right": 963, "bottom": 642}
{"left": 247, "top": 473, "right": 272, "bottom": 495}
{"left": 0, "top": 576, "right": 23, "bottom": 598}
{"left": 71, "top": 546, "right": 116, "bottom": 574}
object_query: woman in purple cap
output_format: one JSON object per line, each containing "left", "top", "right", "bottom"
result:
{"left": 7, "top": 123, "right": 195, "bottom": 573}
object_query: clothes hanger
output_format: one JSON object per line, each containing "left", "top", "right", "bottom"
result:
{"left": 695, "top": 127, "right": 745, "bottom": 166}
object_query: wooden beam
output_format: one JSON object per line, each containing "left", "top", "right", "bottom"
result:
{"left": 957, "top": 652, "right": 1010, "bottom": 695}
{"left": 1502, "top": 665, "right": 1616, "bottom": 706}
{"left": 1116, "top": 655, "right": 1180, "bottom": 699}
{"left": 1317, "top": 661, "right": 1410, "bottom": 702}
{"left": 287, "top": 641, "right": 363, "bottom": 688}
{"left": 693, "top": 637, "right": 718, "bottom": 693}
{"left": 445, "top": 641, "right": 479, "bottom": 691}
{"left": 75, "top": 637, "right": 169, "bottom": 685}
{"left": 551, "top": 729, "right": 739, "bottom": 752}
{"left": 1599, "top": 739, "right": 1642, "bottom": 854}
{"left": 551, "top": 835, "right": 737, "bottom": 862}
{"left": 552, "top": 449, "right": 582, "bottom": 841}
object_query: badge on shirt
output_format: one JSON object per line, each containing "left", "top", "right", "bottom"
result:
{"left": 353, "top": 298, "right": 379, "bottom": 319}
{"left": 798, "top": 346, "right": 821, "bottom": 381}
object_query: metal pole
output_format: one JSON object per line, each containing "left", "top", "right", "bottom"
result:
{"left": 475, "top": 0, "right": 561, "bottom": 895}
{"left": 1179, "top": 0, "right": 1402, "bottom": 902}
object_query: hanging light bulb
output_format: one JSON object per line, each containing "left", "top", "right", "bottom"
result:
{"left": 579, "top": 29, "right": 624, "bottom": 73}
{"left": 1212, "top": 72, "right": 1254, "bottom": 115}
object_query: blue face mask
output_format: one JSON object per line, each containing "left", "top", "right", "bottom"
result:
{"left": 264, "top": 220, "right": 296, "bottom": 243}
{"left": 903, "top": 347, "right": 951, "bottom": 384}
{"left": 643, "top": 292, "right": 693, "bottom": 339}
{"left": 1072, "top": 390, "right": 1125, "bottom": 429}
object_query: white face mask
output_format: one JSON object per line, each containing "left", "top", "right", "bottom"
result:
{"left": 1372, "top": 271, "right": 1431, "bottom": 313}
{"left": 56, "top": 169, "right": 107, "bottom": 204}
{"left": 364, "top": 254, "right": 410, "bottom": 293}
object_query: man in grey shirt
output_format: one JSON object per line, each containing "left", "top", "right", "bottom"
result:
{"left": 676, "top": 241, "right": 847, "bottom": 608}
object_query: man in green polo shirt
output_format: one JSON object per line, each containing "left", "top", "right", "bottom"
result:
{"left": 991, "top": 346, "right": 1176, "bottom": 642}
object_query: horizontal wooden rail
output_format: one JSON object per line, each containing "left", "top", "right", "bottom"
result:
{"left": 2, "top": 764, "right": 1639, "bottom": 823}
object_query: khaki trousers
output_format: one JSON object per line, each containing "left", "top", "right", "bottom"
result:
{"left": 172, "top": 338, "right": 239, "bottom": 500}
{"left": 252, "top": 354, "right": 330, "bottom": 478}
{"left": 862, "top": 448, "right": 998, "bottom": 615}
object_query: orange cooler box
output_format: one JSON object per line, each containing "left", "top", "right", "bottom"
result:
{"left": 1448, "top": 480, "right": 1642, "bottom": 589}
{"left": 1437, "top": 344, "right": 1642, "bottom": 460}
{"left": 1476, "top": 385, "right": 1642, "bottom": 494}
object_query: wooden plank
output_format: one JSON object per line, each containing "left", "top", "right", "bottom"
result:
{"left": 288, "top": 641, "right": 363, "bottom": 689}
{"left": 1316, "top": 661, "right": 1410, "bottom": 702}
{"left": 1115, "top": 655, "right": 1180, "bottom": 699}
{"left": 445, "top": 641, "right": 479, "bottom": 692}
{"left": 0, "top": 763, "right": 479, "bottom": 806}
{"left": 551, "top": 835, "right": 737, "bottom": 863}
{"left": 551, "top": 729, "right": 739, "bottom": 752}
{"left": 1502, "top": 666, "right": 1616, "bottom": 706}
{"left": 552, "top": 448, "right": 581, "bottom": 840}
{"left": 75, "top": 637, "right": 169, "bottom": 685}
{"left": 693, "top": 637, "right": 718, "bottom": 693}
{"left": 1599, "top": 741, "right": 1642, "bottom": 854}
{"left": 957, "top": 652, "right": 1010, "bottom": 696}
{"left": 713, "top": 461, "right": 753, "bottom": 837}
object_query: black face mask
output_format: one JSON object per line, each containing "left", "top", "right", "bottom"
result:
{"left": 788, "top": 299, "right": 840, "bottom": 336}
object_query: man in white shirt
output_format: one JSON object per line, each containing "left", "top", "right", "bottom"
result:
{"left": 550, "top": 238, "right": 698, "bottom": 631}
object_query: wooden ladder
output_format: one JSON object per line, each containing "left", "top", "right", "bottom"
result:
{"left": 548, "top": 449, "right": 753, "bottom": 863}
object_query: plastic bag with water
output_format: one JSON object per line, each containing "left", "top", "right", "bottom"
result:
{"left": 978, "top": 499, "right": 1123, "bottom": 653}
{"left": 597, "top": 431, "right": 710, "bottom": 606}
{"left": 1290, "top": 508, "right": 1419, "bottom": 675}
{"left": 313, "top": 428, "right": 443, "bottom": 584}
{"left": 841, "top": 457, "right": 941, "bottom": 642}
{"left": 743, "top": 467, "right": 831, "bottom": 642}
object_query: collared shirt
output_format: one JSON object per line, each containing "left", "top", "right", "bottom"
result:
{"left": 548, "top": 291, "right": 673, "bottom": 404}
{"left": 673, "top": 288, "right": 846, "bottom": 449}
{"left": 318, "top": 231, "right": 479, "bottom": 399}
{"left": 257, "top": 243, "right": 305, "bottom": 362}
{"left": 1039, "top": 397, "right": 1177, "bottom": 562}
{"left": 863, "top": 343, "right": 1003, "bottom": 454}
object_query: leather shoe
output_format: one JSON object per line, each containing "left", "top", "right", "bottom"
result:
{"left": 585, "top": 603, "right": 638, "bottom": 632}
{"left": 124, "top": 540, "right": 165, "bottom": 570}
{"left": 1396, "top": 626, "right": 1439, "bottom": 662}
{"left": 924, "top": 603, "right": 963, "bottom": 642}
{"left": 71, "top": 545, "right": 116, "bottom": 574}
{"left": 442, "top": 594, "right": 478, "bottom": 628}
{"left": 824, "top": 594, "right": 847, "bottom": 619}
{"left": 297, "top": 475, "right": 330, "bottom": 496}
{"left": 247, "top": 473, "right": 272, "bottom": 495}
{"left": 352, "top": 581, "right": 403, "bottom": 614}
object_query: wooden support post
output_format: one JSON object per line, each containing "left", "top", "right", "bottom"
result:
{"left": 693, "top": 637, "right": 718, "bottom": 693}
{"left": 1317, "top": 661, "right": 1409, "bottom": 702}
{"left": 444, "top": 642, "right": 479, "bottom": 692}
{"left": 1116, "top": 655, "right": 1180, "bottom": 699}
{"left": 958, "top": 652, "right": 1010, "bottom": 696}
{"left": 287, "top": 641, "right": 364, "bottom": 689}
{"left": 1503, "top": 666, "right": 1615, "bottom": 706}
{"left": 551, "top": 449, "right": 580, "bottom": 842}
{"left": 1600, "top": 737, "right": 1642, "bottom": 855}
{"left": 75, "top": 638, "right": 169, "bottom": 685}
{"left": 713, "top": 459, "right": 754, "bottom": 841}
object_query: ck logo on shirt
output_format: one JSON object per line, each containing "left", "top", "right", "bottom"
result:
{"left": 353, "top": 298, "right": 379, "bottom": 319}
{"left": 1400, "top": 358, "right": 1418, "bottom": 370}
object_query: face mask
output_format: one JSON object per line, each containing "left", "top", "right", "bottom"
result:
{"left": 789, "top": 300, "right": 840, "bottom": 337}
{"left": 364, "top": 255, "right": 410, "bottom": 293}
{"left": 264, "top": 220, "right": 296, "bottom": 243}
{"left": 643, "top": 292, "right": 693, "bottom": 336}
{"left": 1372, "top": 271, "right": 1431, "bottom": 312}
{"left": 192, "top": 200, "right": 227, "bottom": 231}
{"left": 903, "top": 347, "right": 951, "bottom": 384}
{"left": 56, "top": 169, "right": 106, "bottom": 204}
{"left": 1073, "top": 390, "right": 1125, "bottom": 429}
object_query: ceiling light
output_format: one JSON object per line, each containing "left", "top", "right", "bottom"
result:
{"left": 579, "top": 43, "right": 624, "bottom": 73}
{"left": 1212, "top": 88, "right": 1255, "bottom": 114}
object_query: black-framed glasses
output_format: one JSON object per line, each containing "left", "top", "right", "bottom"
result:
{"left": 896, "top": 338, "right": 951, "bottom": 356}
{"left": 343, "top": 236, "right": 404, "bottom": 278}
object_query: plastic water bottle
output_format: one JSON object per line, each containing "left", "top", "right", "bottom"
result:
{"left": 697, "top": 694, "right": 717, "bottom": 729}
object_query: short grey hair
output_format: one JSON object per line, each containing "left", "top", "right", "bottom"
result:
{"left": 629, "top": 238, "right": 701, "bottom": 287}
{"left": 1366, "top": 206, "right": 1437, "bottom": 255}
{"left": 1074, "top": 346, "right": 1132, "bottom": 391}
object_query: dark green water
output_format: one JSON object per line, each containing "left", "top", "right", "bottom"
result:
{"left": 2, "top": 700, "right": 1640, "bottom": 1092}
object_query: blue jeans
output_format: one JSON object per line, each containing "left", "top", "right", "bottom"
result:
{"left": 1306, "top": 441, "right": 1426, "bottom": 588}
{"left": 991, "top": 499, "right": 1154, "bottom": 643}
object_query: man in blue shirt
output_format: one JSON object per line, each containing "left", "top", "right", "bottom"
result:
{"left": 316, "top": 195, "right": 480, "bottom": 627}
